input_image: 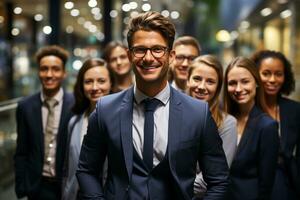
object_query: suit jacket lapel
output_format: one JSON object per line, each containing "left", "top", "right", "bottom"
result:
{"left": 33, "top": 93, "right": 44, "bottom": 158}
{"left": 278, "top": 97, "right": 287, "bottom": 147}
{"left": 120, "top": 88, "right": 134, "bottom": 180}
{"left": 167, "top": 88, "right": 182, "bottom": 167}
{"left": 58, "top": 92, "right": 70, "bottom": 135}
{"left": 235, "top": 105, "right": 260, "bottom": 155}
{"left": 74, "top": 115, "right": 84, "bottom": 157}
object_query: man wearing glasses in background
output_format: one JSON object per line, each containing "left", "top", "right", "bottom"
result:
{"left": 170, "top": 36, "right": 201, "bottom": 93}
{"left": 77, "top": 11, "right": 228, "bottom": 200}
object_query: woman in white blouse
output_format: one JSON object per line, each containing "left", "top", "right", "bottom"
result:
{"left": 62, "top": 58, "right": 112, "bottom": 200}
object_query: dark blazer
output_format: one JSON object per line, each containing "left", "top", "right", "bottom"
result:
{"left": 227, "top": 105, "right": 279, "bottom": 200}
{"left": 76, "top": 86, "right": 229, "bottom": 200}
{"left": 14, "top": 91, "right": 74, "bottom": 198}
{"left": 277, "top": 96, "right": 300, "bottom": 198}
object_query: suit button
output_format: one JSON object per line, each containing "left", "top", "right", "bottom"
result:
{"left": 126, "top": 185, "right": 130, "bottom": 191}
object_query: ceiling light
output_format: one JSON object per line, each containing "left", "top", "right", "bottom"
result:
{"left": 280, "top": 9, "right": 292, "bottom": 18}
{"left": 216, "top": 30, "right": 231, "bottom": 42}
{"left": 14, "top": 7, "right": 22, "bottom": 14}
{"left": 91, "top": 7, "right": 100, "bottom": 15}
{"left": 96, "top": 32, "right": 105, "bottom": 41}
{"left": 77, "top": 17, "right": 85, "bottom": 24}
{"left": 84, "top": 21, "right": 92, "bottom": 29}
{"left": 11, "top": 28, "right": 20, "bottom": 36}
{"left": 94, "top": 13, "right": 102, "bottom": 20}
{"left": 66, "top": 25, "right": 74, "bottom": 33}
{"left": 260, "top": 8, "right": 272, "bottom": 17}
{"left": 161, "top": 10, "right": 169, "bottom": 17}
{"left": 142, "top": 3, "right": 151, "bottom": 12}
{"left": 73, "top": 60, "right": 82, "bottom": 70}
{"left": 230, "top": 31, "right": 239, "bottom": 40}
{"left": 70, "top": 9, "right": 80, "bottom": 17}
{"left": 129, "top": 2, "right": 138, "bottom": 10}
{"left": 73, "top": 48, "right": 82, "bottom": 57}
{"left": 88, "top": 0, "right": 97, "bottom": 8}
{"left": 43, "top": 26, "right": 52, "bottom": 35}
{"left": 170, "top": 11, "right": 180, "bottom": 19}
{"left": 123, "top": 17, "right": 130, "bottom": 24}
{"left": 122, "top": 4, "right": 131, "bottom": 12}
{"left": 64, "top": 2, "right": 74, "bottom": 9}
{"left": 240, "top": 21, "right": 250, "bottom": 29}
{"left": 110, "top": 10, "right": 118, "bottom": 18}
{"left": 89, "top": 25, "right": 97, "bottom": 33}
{"left": 34, "top": 14, "right": 43, "bottom": 21}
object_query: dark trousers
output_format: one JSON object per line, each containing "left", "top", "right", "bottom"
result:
{"left": 28, "top": 177, "right": 61, "bottom": 200}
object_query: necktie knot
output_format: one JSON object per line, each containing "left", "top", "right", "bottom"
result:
{"left": 143, "top": 98, "right": 161, "bottom": 112}
{"left": 44, "top": 98, "right": 58, "bottom": 110}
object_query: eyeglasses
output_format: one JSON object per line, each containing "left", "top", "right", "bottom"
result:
{"left": 130, "top": 46, "right": 169, "bottom": 58}
{"left": 175, "top": 55, "right": 197, "bottom": 63}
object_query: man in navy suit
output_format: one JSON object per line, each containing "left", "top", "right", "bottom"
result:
{"left": 14, "top": 45, "right": 74, "bottom": 200}
{"left": 77, "top": 11, "right": 229, "bottom": 200}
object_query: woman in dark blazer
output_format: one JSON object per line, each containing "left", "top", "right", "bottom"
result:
{"left": 252, "top": 50, "right": 300, "bottom": 200}
{"left": 223, "top": 57, "right": 279, "bottom": 200}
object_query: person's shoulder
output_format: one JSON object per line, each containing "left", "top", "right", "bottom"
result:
{"left": 257, "top": 112, "right": 277, "bottom": 130}
{"left": 63, "top": 91, "right": 74, "bottom": 101}
{"left": 97, "top": 88, "right": 132, "bottom": 111}
{"left": 279, "top": 96, "right": 300, "bottom": 109}
{"left": 18, "top": 92, "right": 40, "bottom": 107}
{"left": 102, "top": 89, "right": 128, "bottom": 102}
{"left": 248, "top": 106, "right": 276, "bottom": 128}
{"left": 172, "top": 88, "right": 207, "bottom": 107}
{"left": 223, "top": 113, "right": 237, "bottom": 126}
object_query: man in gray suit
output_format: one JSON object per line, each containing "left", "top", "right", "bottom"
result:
{"left": 77, "top": 11, "right": 229, "bottom": 200}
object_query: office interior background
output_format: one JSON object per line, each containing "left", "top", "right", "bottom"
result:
{"left": 0, "top": 0, "right": 299, "bottom": 199}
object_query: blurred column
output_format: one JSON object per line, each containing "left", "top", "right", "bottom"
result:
{"left": 48, "top": 0, "right": 61, "bottom": 44}
{"left": 103, "top": 0, "right": 112, "bottom": 46}
{"left": 5, "top": 2, "right": 13, "bottom": 98}
{"left": 290, "top": 0, "right": 300, "bottom": 100}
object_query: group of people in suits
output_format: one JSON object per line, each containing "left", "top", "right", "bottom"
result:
{"left": 14, "top": 10, "right": 300, "bottom": 200}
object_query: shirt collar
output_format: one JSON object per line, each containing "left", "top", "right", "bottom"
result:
{"left": 41, "top": 88, "right": 64, "bottom": 103}
{"left": 134, "top": 83, "right": 170, "bottom": 105}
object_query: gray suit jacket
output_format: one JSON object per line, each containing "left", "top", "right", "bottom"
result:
{"left": 62, "top": 114, "right": 84, "bottom": 200}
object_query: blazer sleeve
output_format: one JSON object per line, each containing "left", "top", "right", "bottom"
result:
{"left": 258, "top": 119, "right": 279, "bottom": 199}
{"left": 199, "top": 108, "right": 229, "bottom": 200}
{"left": 14, "top": 103, "right": 29, "bottom": 198}
{"left": 76, "top": 102, "right": 107, "bottom": 200}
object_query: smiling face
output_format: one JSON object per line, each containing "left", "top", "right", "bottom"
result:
{"left": 227, "top": 66, "right": 256, "bottom": 107}
{"left": 109, "top": 46, "right": 131, "bottom": 76}
{"left": 128, "top": 30, "right": 175, "bottom": 89}
{"left": 258, "top": 57, "right": 285, "bottom": 97}
{"left": 39, "top": 55, "right": 66, "bottom": 97}
{"left": 188, "top": 64, "right": 219, "bottom": 103}
{"left": 83, "top": 66, "right": 111, "bottom": 105}
{"left": 173, "top": 44, "right": 198, "bottom": 82}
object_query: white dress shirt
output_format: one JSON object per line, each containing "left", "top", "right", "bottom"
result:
{"left": 132, "top": 83, "right": 170, "bottom": 167}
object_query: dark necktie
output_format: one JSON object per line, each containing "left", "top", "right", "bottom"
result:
{"left": 143, "top": 98, "right": 161, "bottom": 170}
